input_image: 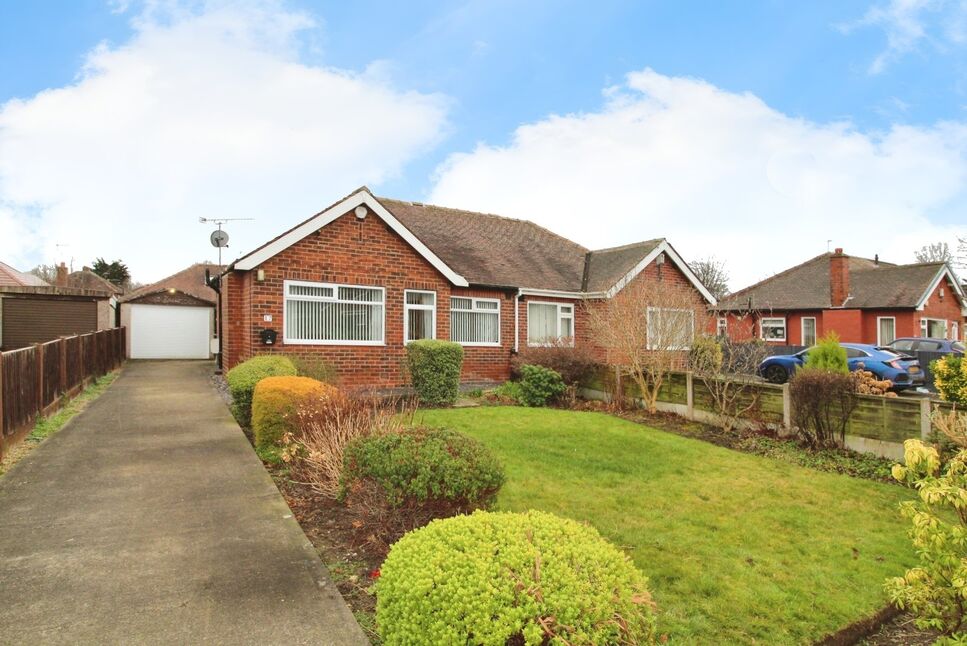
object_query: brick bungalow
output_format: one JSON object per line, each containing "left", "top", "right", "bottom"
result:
{"left": 222, "top": 187, "right": 716, "bottom": 387}
{"left": 716, "top": 248, "right": 967, "bottom": 347}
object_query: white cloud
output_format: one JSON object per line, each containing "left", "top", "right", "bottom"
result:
{"left": 0, "top": 1, "right": 449, "bottom": 281}
{"left": 429, "top": 69, "right": 967, "bottom": 290}
{"left": 842, "top": 0, "right": 967, "bottom": 74}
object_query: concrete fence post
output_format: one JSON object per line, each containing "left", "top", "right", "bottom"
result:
{"left": 782, "top": 383, "right": 792, "bottom": 430}
{"left": 685, "top": 371, "right": 694, "bottom": 420}
{"left": 920, "top": 398, "right": 932, "bottom": 441}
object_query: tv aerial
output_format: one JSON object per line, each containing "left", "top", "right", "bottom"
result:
{"left": 199, "top": 216, "right": 254, "bottom": 267}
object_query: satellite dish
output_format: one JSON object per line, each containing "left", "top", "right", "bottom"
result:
{"left": 210, "top": 230, "right": 229, "bottom": 248}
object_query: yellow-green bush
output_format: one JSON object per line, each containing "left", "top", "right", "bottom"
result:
{"left": 225, "top": 355, "right": 297, "bottom": 426}
{"left": 933, "top": 355, "right": 967, "bottom": 405}
{"left": 251, "top": 376, "right": 339, "bottom": 450}
{"left": 376, "top": 510, "right": 657, "bottom": 645}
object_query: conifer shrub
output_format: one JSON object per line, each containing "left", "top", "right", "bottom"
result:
{"left": 225, "top": 355, "right": 297, "bottom": 426}
{"left": 251, "top": 376, "right": 339, "bottom": 451}
{"left": 406, "top": 340, "right": 463, "bottom": 406}
{"left": 376, "top": 510, "right": 658, "bottom": 645}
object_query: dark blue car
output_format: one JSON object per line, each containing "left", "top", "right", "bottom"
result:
{"left": 758, "top": 343, "right": 924, "bottom": 390}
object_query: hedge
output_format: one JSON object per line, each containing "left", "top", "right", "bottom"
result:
{"left": 225, "top": 355, "right": 297, "bottom": 426}
{"left": 406, "top": 339, "right": 463, "bottom": 406}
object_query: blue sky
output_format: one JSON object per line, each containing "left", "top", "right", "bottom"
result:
{"left": 2, "top": 0, "right": 966, "bottom": 286}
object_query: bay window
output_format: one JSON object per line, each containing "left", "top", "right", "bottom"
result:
{"left": 284, "top": 280, "right": 384, "bottom": 345}
{"left": 450, "top": 297, "right": 500, "bottom": 346}
{"left": 404, "top": 290, "right": 436, "bottom": 343}
{"left": 527, "top": 301, "right": 574, "bottom": 346}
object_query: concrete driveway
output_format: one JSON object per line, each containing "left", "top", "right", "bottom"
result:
{"left": 0, "top": 361, "right": 368, "bottom": 645}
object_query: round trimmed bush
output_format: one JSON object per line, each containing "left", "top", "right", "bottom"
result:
{"left": 377, "top": 510, "right": 657, "bottom": 645}
{"left": 225, "top": 355, "right": 297, "bottom": 426}
{"left": 251, "top": 376, "right": 341, "bottom": 450}
{"left": 406, "top": 339, "right": 464, "bottom": 406}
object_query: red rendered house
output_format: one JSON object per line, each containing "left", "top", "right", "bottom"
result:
{"left": 716, "top": 248, "right": 967, "bottom": 347}
{"left": 222, "top": 187, "right": 716, "bottom": 387}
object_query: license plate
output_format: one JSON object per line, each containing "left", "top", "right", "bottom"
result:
{"left": 909, "top": 366, "right": 920, "bottom": 373}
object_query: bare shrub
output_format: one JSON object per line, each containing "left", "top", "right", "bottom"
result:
{"left": 691, "top": 337, "right": 769, "bottom": 433}
{"left": 281, "top": 395, "right": 414, "bottom": 498}
{"left": 932, "top": 406, "right": 967, "bottom": 448}
{"left": 586, "top": 275, "right": 705, "bottom": 413}
{"left": 789, "top": 370, "right": 858, "bottom": 448}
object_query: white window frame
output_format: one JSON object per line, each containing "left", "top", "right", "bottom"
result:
{"left": 646, "top": 307, "right": 695, "bottom": 351}
{"left": 449, "top": 296, "right": 501, "bottom": 347}
{"left": 526, "top": 301, "right": 575, "bottom": 347}
{"left": 716, "top": 317, "right": 728, "bottom": 337}
{"left": 283, "top": 279, "right": 385, "bottom": 346}
{"left": 876, "top": 316, "right": 896, "bottom": 346}
{"left": 760, "top": 317, "right": 787, "bottom": 342}
{"left": 403, "top": 290, "right": 437, "bottom": 344}
{"left": 801, "top": 317, "right": 817, "bottom": 347}
{"left": 921, "top": 317, "right": 948, "bottom": 339}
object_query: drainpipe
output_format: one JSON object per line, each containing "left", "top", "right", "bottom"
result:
{"left": 514, "top": 289, "right": 521, "bottom": 353}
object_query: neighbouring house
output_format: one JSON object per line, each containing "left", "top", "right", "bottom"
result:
{"left": 67, "top": 266, "right": 124, "bottom": 327}
{"left": 716, "top": 248, "right": 967, "bottom": 347}
{"left": 222, "top": 187, "right": 716, "bottom": 388}
{"left": 119, "top": 263, "right": 219, "bottom": 359}
{"left": 0, "top": 261, "right": 114, "bottom": 350}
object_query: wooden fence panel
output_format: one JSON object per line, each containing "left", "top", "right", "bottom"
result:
{"left": 41, "top": 339, "right": 63, "bottom": 411}
{"left": 0, "top": 328, "right": 125, "bottom": 459}
{"left": 1, "top": 346, "right": 39, "bottom": 442}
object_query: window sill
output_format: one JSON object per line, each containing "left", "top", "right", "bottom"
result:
{"left": 283, "top": 339, "right": 386, "bottom": 346}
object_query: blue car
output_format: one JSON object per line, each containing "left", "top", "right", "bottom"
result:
{"left": 758, "top": 343, "right": 924, "bottom": 390}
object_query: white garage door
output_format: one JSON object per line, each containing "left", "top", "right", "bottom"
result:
{"left": 130, "top": 304, "right": 212, "bottom": 359}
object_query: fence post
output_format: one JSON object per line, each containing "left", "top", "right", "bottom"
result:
{"left": 685, "top": 371, "right": 694, "bottom": 420}
{"left": 920, "top": 398, "right": 932, "bottom": 441}
{"left": 782, "top": 383, "right": 791, "bottom": 430}
{"left": 35, "top": 342, "right": 44, "bottom": 414}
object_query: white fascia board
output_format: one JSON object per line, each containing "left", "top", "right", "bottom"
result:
{"left": 916, "top": 265, "right": 966, "bottom": 310}
{"left": 519, "top": 287, "right": 606, "bottom": 299}
{"left": 234, "top": 191, "right": 469, "bottom": 287}
{"left": 606, "top": 240, "right": 718, "bottom": 305}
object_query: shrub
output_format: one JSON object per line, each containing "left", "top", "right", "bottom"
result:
{"left": 406, "top": 340, "right": 463, "bottom": 406}
{"left": 689, "top": 335, "right": 724, "bottom": 374}
{"left": 803, "top": 333, "right": 848, "bottom": 373}
{"left": 887, "top": 439, "right": 967, "bottom": 639}
{"left": 376, "top": 510, "right": 657, "bottom": 645}
{"left": 511, "top": 341, "right": 600, "bottom": 401}
{"left": 851, "top": 368, "right": 896, "bottom": 397}
{"left": 789, "top": 369, "right": 858, "bottom": 448}
{"left": 251, "top": 376, "right": 337, "bottom": 451}
{"left": 517, "top": 364, "right": 567, "bottom": 407}
{"left": 225, "top": 355, "right": 297, "bottom": 426}
{"left": 282, "top": 395, "right": 408, "bottom": 498}
{"left": 933, "top": 355, "right": 967, "bottom": 405}
{"left": 341, "top": 427, "right": 504, "bottom": 544}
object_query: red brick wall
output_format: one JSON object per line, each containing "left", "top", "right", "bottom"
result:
{"left": 916, "top": 275, "right": 966, "bottom": 340}
{"left": 223, "top": 210, "right": 515, "bottom": 388}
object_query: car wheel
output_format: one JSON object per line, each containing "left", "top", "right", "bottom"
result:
{"left": 764, "top": 365, "right": 788, "bottom": 384}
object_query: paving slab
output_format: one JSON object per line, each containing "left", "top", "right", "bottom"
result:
{"left": 0, "top": 361, "right": 368, "bottom": 645}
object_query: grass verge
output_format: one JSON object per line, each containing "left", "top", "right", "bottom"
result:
{"left": 416, "top": 406, "right": 915, "bottom": 645}
{"left": 0, "top": 371, "right": 119, "bottom": 477}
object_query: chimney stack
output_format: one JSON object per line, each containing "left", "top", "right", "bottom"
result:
{"left": 55, "top": 262, "right": 68, "bottom": 287}
{"left": 829, "top": 248, "right": 849, "bottom": 307}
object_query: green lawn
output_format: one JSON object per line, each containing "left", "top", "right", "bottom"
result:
{"left": 415, "top": 407, "right": 915, "bottom": 645}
